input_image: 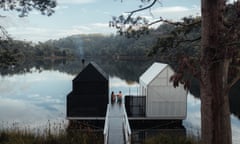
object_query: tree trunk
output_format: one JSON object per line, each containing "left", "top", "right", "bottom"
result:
{"left": 201, "top": 0, "right": 232, "bottom": 144}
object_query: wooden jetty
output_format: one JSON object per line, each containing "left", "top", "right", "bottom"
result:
{"left": 103, "top": 103, "right": 131, "bottom": 144}
{"left": 66, "top": 61, "right": 187, "bottom": 144}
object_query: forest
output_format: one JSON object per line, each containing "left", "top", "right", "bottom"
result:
{"left": 0, "top": 1, "right": 240, "bottom": 144}
{"left": 0, "top": 21, "right": 201, "bottom": 68}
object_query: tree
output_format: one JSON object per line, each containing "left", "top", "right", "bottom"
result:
{"left": 0, "top": 0, "right": 56, "bottom": 39}
{"left": 0, "top": 0, "right": 57, "bottom": 66}
{"left": 110, "top": 0, "right": 240, "bottom": 144}
{"left": 200, "top": 1, "right": 230, "bottom": 143}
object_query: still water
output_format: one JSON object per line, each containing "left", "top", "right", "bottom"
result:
{"left": 0, "top": 61, "right": 239, "bottom": 143}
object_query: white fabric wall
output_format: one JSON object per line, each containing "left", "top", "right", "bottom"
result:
{"left": 146, "top": 67, "right": 187, "bottom": 119}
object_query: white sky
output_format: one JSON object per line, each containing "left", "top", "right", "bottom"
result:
{"left": 0, "top": 0, "right": 200, "bottom": 42}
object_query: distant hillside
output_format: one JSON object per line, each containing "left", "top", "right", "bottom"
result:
{"left": 40, "top": 22, "right": 201, "bottom": 61}
{"left": 42, "top": 33, "right": 158, "bottom": 58}
{"left": 0, "top": 22, "right": 201, "bottom": 66}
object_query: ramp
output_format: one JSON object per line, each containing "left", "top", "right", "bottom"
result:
{"left": 108, "top": 103, "right": 124, "bottom": 144}
{"left": 104, "top": 103, "right": 131, "bottom": 144}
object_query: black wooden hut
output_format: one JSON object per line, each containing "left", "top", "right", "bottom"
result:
{"left": 67, "top": 62, "right": 109, "bottom": 118}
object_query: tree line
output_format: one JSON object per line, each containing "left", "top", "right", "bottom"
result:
{"left": 0, "top": 20, "right": 202, "bottom": 68}
{"left": 44, "top": 23, "right": 200, "bottom": 60}
{"left": 0, "top": 39, "right": 76, "bottom": 67}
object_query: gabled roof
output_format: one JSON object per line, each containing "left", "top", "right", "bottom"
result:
{"left": 73, "top": 61, "right": 108, "bottom": 82}
{"left": 89, "top": 62, "right": 109, "bottom": 80}
{"left": 139, "top": 62, "right": 168, "bottom": 85}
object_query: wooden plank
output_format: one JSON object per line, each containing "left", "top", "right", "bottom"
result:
{"left": 108, "top": 103, "right": 125, "bottom": 144}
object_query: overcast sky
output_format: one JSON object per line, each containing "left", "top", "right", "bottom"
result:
{"left": 0, "top": 0, "right": 200, "bottom": 42}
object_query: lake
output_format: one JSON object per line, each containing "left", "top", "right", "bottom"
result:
{"left": 0, "top": 59, "right": 239, "bottom": 143}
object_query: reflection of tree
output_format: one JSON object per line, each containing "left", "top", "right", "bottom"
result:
{"left": 0, "top": 59, "right": 81, "bottom": 76}
{"left": 93, "top": 58, "right": 154, "bottom": 82}
{"left": 1, "top": 57, "right": 239, "bottom": 120}
{"left": 229, "top": 80, "right": 240, "bottom": 119}
{"left": 189, "top": 78, "right": 240, "bottom": 120}
{"left": 0, "top": 57, "right": 154, "bottom": 82}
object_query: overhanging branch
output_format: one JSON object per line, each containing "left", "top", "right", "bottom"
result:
{"left": 227, "top": 63, "right": 240, "bottom": 91}
{"left": 228, "top": 74, "right": 240, "bottom": 90}
{"left": 148, "top": 17, "right": 201, "bottom": 27}
{"left": 0, "top": 25, "right": 9, "bottom": 40}
{"left": 175, "top": 36, "right": 201, "bottom": 48}
{"left": 225, "top": 41, "right": 240, "bottom": 46}
{"left": 124, "top": 0, "right": 159, "bottom": 24}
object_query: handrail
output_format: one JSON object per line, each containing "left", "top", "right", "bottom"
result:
{"left": 103, "top": 104, "right": 110, "bottom": 144}
{"left": 122, "top": 104, "right": 131, "bottom": 144}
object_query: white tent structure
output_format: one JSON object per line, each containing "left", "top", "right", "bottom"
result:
{"left": 139, "top": 62, "right": 187, "bottom": 119}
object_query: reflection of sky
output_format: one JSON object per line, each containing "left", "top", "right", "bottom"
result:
{"left": 109, "top": 76, "right": 139, "bottom": 96}
{"left": 231, "top": 115, "right": 240, "bottom": 144}
{"left": 0, "top": 70, "right": 73, "bottom": 129}
{"left": 183, "top": 93, "right": 240, "bottom": 144}
{"left": 0, "top": 71, "right": 240, "bottom": 143}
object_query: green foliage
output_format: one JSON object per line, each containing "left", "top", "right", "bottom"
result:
{"left": 111, "top": 1, "right": 240, "bottom": 85}
{"left": 43, "top": 33, "right": 158, "bottom": 58}
{"left": 0, "top": 0, "right": 56, "bottom": 41}
{"left": 149, "top": 16, "right": 201, "bottom": 59}
{"left": 0, "top": 0, "right": 56, "bottom": 17}
{"left": 0, "top": 39, "right": 75, "bottom": 67}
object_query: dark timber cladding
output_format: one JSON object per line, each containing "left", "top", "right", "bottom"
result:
{"left": 67, "top": 62, "right": 109, "bottom": 117}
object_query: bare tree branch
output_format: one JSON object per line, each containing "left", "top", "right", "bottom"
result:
{"left": 228, "top": 74, "right": 240, "bottom": 90}
{"left": 0, "top": 25, "right": 10, "bottom": 40}
{"left": 148, "top": 17, "right": 201, "bottom": 27}
{"left": 124, "top": 0, "right": 159, "bottom": 24}
{"left": 225, "top": 41, "right": 240, "bottom": 46}
{"left": 175, "top": 36, "right": 201, "bottom": 48}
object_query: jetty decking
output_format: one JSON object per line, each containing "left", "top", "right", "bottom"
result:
{"left": 108, "top": 104, "right": 124, "bottom": 144}
{"left": 104, "top": 103, "right": 131, "bottom": 144}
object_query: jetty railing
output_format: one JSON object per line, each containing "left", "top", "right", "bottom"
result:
{"left": 122, "top": 103, "right": 131, "bottom": 144}
{"left": 103, "top": 104, "right": 110, "bottom": 144}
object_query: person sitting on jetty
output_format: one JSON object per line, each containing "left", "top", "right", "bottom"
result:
{"left": 111, "top": 91, "right": 116, "bottom": 103}
{"left": 117, "top": 91, "right": 122, "bottom": 104}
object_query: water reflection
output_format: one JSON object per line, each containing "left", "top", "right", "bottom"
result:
{"left": 0, "top": 59, "right": 240, "bottom": 143}
{"left": 0, "top": 58, "right": 154, "bottom": 82}
{"left": 183, "top": 93, "right": 240, "bottom": 144}
{"left": 0, "top": 69, "right": 72, "bottom": 129}
{"left": 109, "top": 76, "right": 139, "bottom": 96}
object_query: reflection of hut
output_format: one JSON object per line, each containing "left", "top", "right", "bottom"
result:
{"left": 67, "top": 62, "right": 108, "bottom": 124}
{"left": 139, "top": 62, "right": 187, "bottom": 119}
